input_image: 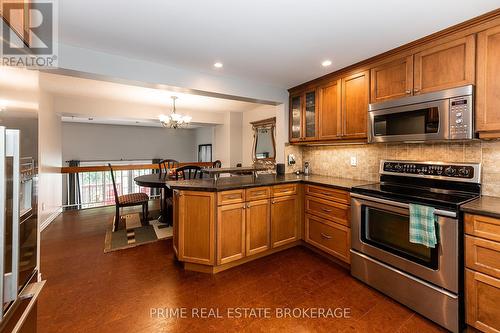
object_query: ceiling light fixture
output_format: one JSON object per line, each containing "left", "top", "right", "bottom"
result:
{"left": 159, "top": 96, "right": 192, "bottom": 129}
{"left": 213, "top": 62, "right": 223, "bottom": 69}
{"left": 321, "top": 60, "right": 332, "bottom": 67}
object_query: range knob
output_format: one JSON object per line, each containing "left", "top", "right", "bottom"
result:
{"left": 395, "top": 164, "right": 402, "bottom": 171}
{"left": 444, "top": 166, "right": 455, "bottom": 176}
{"left": 458, "top": 167, "right": 470, "bottom": 177}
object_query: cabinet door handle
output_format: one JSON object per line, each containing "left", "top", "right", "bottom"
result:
{"left": 414, "top": 88, "right": 420, "bottom": 93}
{"left": 321, "top": 208, "right": 333, "bottom": 213}
{"left": 320, "top": 233, "right": 332, "bottom": 240}
{"left": 405, "top": 90, "right": 411, "bottom": 94}
{"left": 247, "top": 204, "right": 251, "bottom": 208}
{"left": 272, "top": 200, "right": 275, "bottom": 204}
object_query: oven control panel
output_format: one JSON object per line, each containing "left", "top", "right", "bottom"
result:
{"left": 382, "top": 161, "right": 476, "bottom": 180}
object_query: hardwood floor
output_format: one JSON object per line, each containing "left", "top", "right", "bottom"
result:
{"left": 38, "top": 203, "right": 446, "bottom": 332}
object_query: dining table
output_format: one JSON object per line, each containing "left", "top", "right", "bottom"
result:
{"left": 134, "top": 173, "right": 175, "bottom": 226}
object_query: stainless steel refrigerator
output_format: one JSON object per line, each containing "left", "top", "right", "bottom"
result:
{"left": 0, "top": 113, "right": 44, "bottom": 333}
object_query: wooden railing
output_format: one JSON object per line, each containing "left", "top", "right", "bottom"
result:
{"left": 60, "top": 162, "right": 214, "bottom": 174}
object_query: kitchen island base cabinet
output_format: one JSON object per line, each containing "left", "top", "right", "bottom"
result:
{"left": 174, "top": 191, "right": 215, "bottom": 266}
{"left": 246, "top": 199, "right": 271, "bottom": 256}
{"left": 217, "top": 203, "right": 246, "bottom": 265}
{"left": 271, "top": 195, "right": 299, "bottom": 248}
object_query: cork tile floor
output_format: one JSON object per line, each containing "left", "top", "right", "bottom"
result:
{"left": 38, "top": 204, "right": 446, "bottom": 333}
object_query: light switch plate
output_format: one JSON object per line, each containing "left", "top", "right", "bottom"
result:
{"left": 350, "top": 156, "right": 357, "bottom": 166}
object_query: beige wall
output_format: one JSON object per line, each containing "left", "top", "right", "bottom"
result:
{"left": 285, "top": 141, "right": 500, "bottom": 197}
{"left": 38, "top": 91, "right": 63, "bottom": 229}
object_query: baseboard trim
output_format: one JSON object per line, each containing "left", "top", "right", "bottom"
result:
{"left": 40, "top": 208, "right": 62, "bottom": 232}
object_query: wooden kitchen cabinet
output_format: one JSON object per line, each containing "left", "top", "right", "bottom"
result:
{"left": 476, "top": 25, "right": 500, "bottom": 138}
{"left": 305, "top": 214, "right": 350, "bottom": 263}
{"left": 466, "top": 269, "right": 500, "bottom": 333}
{"left": 414, "top": 35, "right": 475, "bottom": 94}
{"left": 289, "top": 93, "right": 303, "bottom": 142}
{"left": 271, "top": 195, "right": 299, "bottom": 248}
{"left": 370, "top": 56, "right": 413, "bottom": 103}
{"left": 217, "top": 203, "right": 246, "bottom": 265}
{"left": 177, "top": 191, "right": 215, "bottom": 265}
{"left": 342, "top": 70, "right": 369, "bottom": 139}
{"left": 288, "top": 88, "right": 318, "bottom": 142}
{"left": 246, "top": 199, "right": 271, "bottom": 256}
{"left": 318, "top": 79, "right": 342, "bottom": 140}
{"left": 465, "top": 213, "right": 500, "bottom": 333}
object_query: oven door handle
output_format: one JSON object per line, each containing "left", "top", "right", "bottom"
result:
{"left": 350, "top": 193, "right": 457, "bottom": 218}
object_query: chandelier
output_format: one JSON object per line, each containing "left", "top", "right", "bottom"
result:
{"left": 159, "top": 96, "right": 192, "bottom": 129}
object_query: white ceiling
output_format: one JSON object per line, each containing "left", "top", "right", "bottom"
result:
{"left": 41, "top": 73, "right": 263, "bottom": 113}
{"left": 59, "top": 0, "right": 500, "bottom": 88}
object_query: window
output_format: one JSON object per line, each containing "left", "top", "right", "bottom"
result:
{"left": 198, "top": 144, "right": 212, "bottom": 162}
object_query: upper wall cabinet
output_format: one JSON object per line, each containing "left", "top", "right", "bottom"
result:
{"left": 370, "top": 56, "right": 413, "bottom": 103}
{"left": 289, "top": 94, "right": 302, "bottom": 142}
{"left": 476, "top": 25, "right": 500, "bottom": 138}
{"left": 318, "top": 79, "right": 342, "bottom": 140}
{"left": 289, "top": 88, "right": 318, "bottom": 142}
{"left": 342, "top": 71, "right": 369, "bottom": 139}
{"left": 414, "top": 35, "right": 475, "bottom": 94}
{"left": 289, "top": 11, "right": 500, "bottom": 143}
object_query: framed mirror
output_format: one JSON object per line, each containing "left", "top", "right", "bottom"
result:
{"left": 251, "top": 117, "right": 276, "bottom": 166}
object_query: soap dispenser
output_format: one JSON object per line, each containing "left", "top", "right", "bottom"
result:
{"left": 304, "top": 161, "right": 310, "bottom": 176}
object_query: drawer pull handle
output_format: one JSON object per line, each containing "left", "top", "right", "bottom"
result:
{"left": 226, "top": 195, "right": 241, "bottom": 199}
{"left": 320, "top": 233, "right": 332, "bottom": 240}
{"left": 321, "top": 208, "right": 333, "bottom": 213}
{"left": 253, "top": 191, "right": 265, "bottom": 195}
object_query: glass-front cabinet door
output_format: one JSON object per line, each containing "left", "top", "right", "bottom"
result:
{"left": 290, "top": 94, "right": 302, "bottom": 142}
{"left": 304, "top": 90, "right": 317, "bottom": 140}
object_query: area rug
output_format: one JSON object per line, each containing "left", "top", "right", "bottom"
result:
{"left": 104, "top": 213, "right": 172, "bottom": 253}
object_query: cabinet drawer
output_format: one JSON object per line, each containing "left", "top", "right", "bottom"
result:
{"left": 466, "top": 235, "right": 500, "bottom": 279}
{"left": 305, "top": 196, "right": 350, "bottom": 226}
{"left": 465, "top": 214, "right": 500, "bottom": 242}
{"left": 272, "top": 184, "right": 297, "bottom": 197}
{"left": 246, "top": 187, "right": 271, "bottom": 201}
{"left": 466, "top": 269, "right": 500, "bottom": 333}
{"left": 217, "top": 190, "right": 245, "bottom": 205}
{"left": 305, "top": 214, "right": 350, "bottom": 263}
{"left": 305, "top": 185, "right": 349, "bottom": 205}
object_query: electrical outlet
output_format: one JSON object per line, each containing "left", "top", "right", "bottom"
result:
{"left": 42, "top": 203, "right": 46, "bottom": 211}
{"left": 350, "top": 156, "right": 357, "bottom": 167}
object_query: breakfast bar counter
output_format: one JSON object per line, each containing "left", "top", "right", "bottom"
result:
{"left": 165, "top": 173, "right": 373, "bottom": 192}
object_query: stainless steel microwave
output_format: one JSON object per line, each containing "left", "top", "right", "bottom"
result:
{"left": 368, "top": 85, "right": 474, "bottom": 143}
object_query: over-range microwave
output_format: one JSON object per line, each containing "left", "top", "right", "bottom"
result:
{"left": 368, "top": 85, "right": 474, "bottom": 143}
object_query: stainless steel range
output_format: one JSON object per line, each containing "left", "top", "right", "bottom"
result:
{"left": 350, "top": 160, "right": 481, "bottom": 333}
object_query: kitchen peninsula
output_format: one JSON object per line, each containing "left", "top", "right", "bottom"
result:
{"left": 166, "top": 174, "right": 372, "bottom": 273}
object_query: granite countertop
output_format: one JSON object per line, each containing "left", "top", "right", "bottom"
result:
{"left": 165, "top": 173, "right": 374, "bottom": 192}
{"left": 461, "top": 196, "right": 500, "bottom": 219}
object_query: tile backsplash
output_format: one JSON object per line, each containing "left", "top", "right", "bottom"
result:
{"left": 285, "top": 140, "right": 500, "bottom": 197}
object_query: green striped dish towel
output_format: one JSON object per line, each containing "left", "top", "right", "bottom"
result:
{"left": 409, "top": 204, "right": 438, "bottom": 248}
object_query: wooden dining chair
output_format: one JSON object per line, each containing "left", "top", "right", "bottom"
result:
{"left": 212, "top": 160, "right": 222, "bottom": 168}
{"left": 159, "top": 159, "right": 179, "bottom": 175}
{"left": 175, "top": 165, "right": 203, "bottom": 180}
{"left": 108, "top": 164, "right": 149, "bottom": 231}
